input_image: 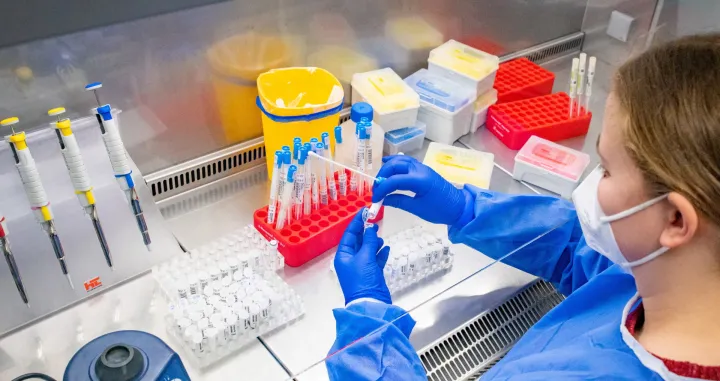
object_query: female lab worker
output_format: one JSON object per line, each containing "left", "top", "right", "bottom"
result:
{"left": 328, "top": 34, "right": 720, "bottom": 380}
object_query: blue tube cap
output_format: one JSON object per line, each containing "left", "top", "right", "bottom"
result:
{"left": 282, "top": 151, "right": 292, "bottom": 165}
{"left": 334, "top": 126, "right": 342, "bottom": 144}
{"left": 293, "top": 137, "right": 301, "bottom": 144}
{"left": 358, "top": 125, "right": 367, "bottom": 140}
{"left": 293, "top": 142, "right": 301, "bottom": 160}
{"left": 310, "top": 138, "right": 319, "bottom": 144}
{"left": 287, "top": 165, "right": 297, "bottom": 182}
{"left": 321, "top": 132, "right": 330, "bottom": 148}
{"left": 315, "top": 142, "right": 324, "bottom": 151}
{"left": 282, "top": 145, "right": 291, "bottom": 152}
{"left": 274, "top": 150, "right": 283, "bottom": 168}
{"left": 298, "top": 147, "right": 308, "bottom": 165}
{"left": 351, "top": 102, "right": 373, "bottom": 123}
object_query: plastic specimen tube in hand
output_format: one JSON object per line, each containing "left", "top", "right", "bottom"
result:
{"left": 275, "top": 165, "right": 297, "bottom": 230}
{"left": 267, "top": 151, "right": 283, "bottom": 224}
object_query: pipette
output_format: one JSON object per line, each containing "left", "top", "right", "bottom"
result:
{"left": 267, "top": 151, "right": 283, "bottom": 225}
{"left": 49, "top": 107, "right": 113, "bottom": 268}
{"left": 85, "top": 82, "right": 151, "bottom": 249}
{"left": 294, "top": 148, "right": 308, "bottom": 220}
{"left": 275, "top": 165, "right": 297, "bottom": 230}
{"left": 333, "top": 127, "right": 347, "bottom": 197}
{"left": 0, "top": 212, "right": 30, "bottom": 306}
{"left": 2, "top": 117, "right": 73, "bottom": 288}
{"left": 568, "top": 58, "right": 579, "bottom": 119}
{"left": 315, "top": 142, "right": 329, "bottom": 205}
{"left": 307, "top": 151, "right": 382, "bottom": 183}
{"left": 577, "top": 53, "right": 587, "bottom": 116}
{"left": 322, "top": 132, "right": 338, "bottom": 201}
{"left": 585, "top": 56, "right": 596, "bottom": 112}
{"left": 302, "top": 143, "right": 312, "bottom": 215}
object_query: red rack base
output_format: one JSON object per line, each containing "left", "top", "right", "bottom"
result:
{"left": 486, "top": 92, "right": 591, "bottom": 150}
{"left": 254, "top": 192, "right": 384, "bottom": 267}
{"left": 494, "top": 58, "right": 555, "bottom": 104}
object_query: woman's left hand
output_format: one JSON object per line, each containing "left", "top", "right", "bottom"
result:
{"left": 334, "top": 209, "right": 392, "bottom": 305}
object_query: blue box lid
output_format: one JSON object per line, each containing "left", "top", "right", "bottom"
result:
{"left": 404, "top": 69, "right": 475, "bottom": 112}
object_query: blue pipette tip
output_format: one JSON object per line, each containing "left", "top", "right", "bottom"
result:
{"left": 287, "top": 165, "right": 298, "bottom": 182}
{"left": 85, "top": 82, "right": 102, "bottom": 91}
{"left": 334, "top": 126, "right": 342, "bottom": 144}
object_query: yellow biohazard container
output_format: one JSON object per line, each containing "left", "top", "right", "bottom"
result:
{"left": 256, "top": 67, "right": 344, "bottom": 177}
{"left": 207, "top": 34, "right": 292, "bottom": 144}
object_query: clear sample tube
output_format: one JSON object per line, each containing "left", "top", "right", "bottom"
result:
{"left": 275, "top": 165, "right": 297, "bottom": 230}
{"left": 302, "top": 143, "right": 313, "bottom": 215}
{"left": 577, "top": 53, "right": 587, "bottom": 116}
{"left": 322, "top": 132, "right": 338, "bottom": 201}
{"left": 569, "top": 58, "right": 579, "bottom": 118}
{"left": 267, "top": 151, "right": 283, "bottom": 225}
{"left": 294, "top": 148, "right": 308, "bottom": 220}
{"left": 315, "top": 142, "right": 329, "bottom": 205}
{"left": 334, "top": 126, "right": 347, "bottom": 196}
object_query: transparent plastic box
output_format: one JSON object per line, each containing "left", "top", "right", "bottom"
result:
{"left": 428, "top": 39, "right": 499, "bottom": 98}
{"left": 351, "top": 68, "right": 420, "bottom": 131}
{"left": 513, "top": 136, "right": 590, "bottom": 198}
{"left": 404, "top": 69, "right": 476, "bottom": 144}
{"left": 471, "top": 88, "right": 498, "bottom": 133}
{"left": 383, "top": 121, "right": 427, "bottom": 155}
{"left": 152, "top": 225, "right": 304, "bottom": 368}
{"left": 423, "top": 142, "right": 495, "bottom": 189}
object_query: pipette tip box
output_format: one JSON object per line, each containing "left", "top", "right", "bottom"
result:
{"left": 423, "top": 142, "right": 494, "bottom": 189}
{"left": 486, "top": 92, "right": 591, "bottom": 150}
{"left": 513, "top": 136, "right": 590, "bottom": 198}
{"left": 493, "top": 58, "right": 556, "bottom": 104}
{"left": 254, "top": 171, "right": 385, "bottom": 267}
{"left": 383, "top": 121, "right": 427, "bottom": 155}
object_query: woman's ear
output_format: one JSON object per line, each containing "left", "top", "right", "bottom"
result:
{"left": 659, "top": 192, "right": 698, "bottom": 249}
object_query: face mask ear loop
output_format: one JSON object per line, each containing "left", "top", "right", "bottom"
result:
{"left": 600, "top": 194, "right": 669, "bottom": 223}
{"left": 621, "top": 246, "right": 670, "bottom": 269}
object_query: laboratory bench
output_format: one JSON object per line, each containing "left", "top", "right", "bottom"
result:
{"left": 0, "top": 53, "right": 605, "bottom": 381}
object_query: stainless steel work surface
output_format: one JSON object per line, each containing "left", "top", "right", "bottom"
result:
{"left": 0, "top": 272, "right": 289, "bottom": 381}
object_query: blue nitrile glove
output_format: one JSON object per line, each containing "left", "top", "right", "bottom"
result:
{"left": 373, "top": 155, "right": 474, "bottom": 227}
{"left": 334, "top": 209, "right": 392, "bottom": 305}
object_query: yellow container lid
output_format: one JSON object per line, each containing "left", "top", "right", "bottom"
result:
{"left": 423, "top": 142, "right": 495, "bottom": 189}
{"left": 257, "top": 67, "right": 344, "bottom": 117}
{"left": 308, "top": 46, "right": 378, "bottom": 84}
{"left": 429, "top": 40, "right": 499, "bottom": 81}
{"left": 351, "top": 68, "right": 419, "bottom": 114}
{"left": 385, "top": 16, "right": 443, "bottom": 50}
{"left": 475, "top": 88, "right": 498, "bottom": 111}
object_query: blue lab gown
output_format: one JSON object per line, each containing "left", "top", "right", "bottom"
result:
{"left": 327, "top": 186, "right": 669, "bottom": 380}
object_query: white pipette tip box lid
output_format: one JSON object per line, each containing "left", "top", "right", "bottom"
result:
{"left": 422, "top": 142, "right": 494, "bottom": 189}
{"left": 513, "top": 135, "right": 590, "bottom": 198}
{"left": 351, "top": 67, "right": 420, "bottom": 132}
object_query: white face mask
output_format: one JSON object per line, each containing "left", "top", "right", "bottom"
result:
{"left": 572, "top": 167, "right": 669, "bottom": 269}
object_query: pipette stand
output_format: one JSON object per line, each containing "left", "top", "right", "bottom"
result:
{"left": 0, "top": 111, "right": 182, "bottom": 336}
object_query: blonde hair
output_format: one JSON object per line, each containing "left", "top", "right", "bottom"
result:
{"left": 615, "top": 33, "right": 720, "bottom": 227}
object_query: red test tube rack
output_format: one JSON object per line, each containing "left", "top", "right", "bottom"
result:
{"left": 494, "top": 58, "right": 556, "bottom": 104}
{"left": 253, "top": 170, "right": 385, "bottom": 267}
{"left": 486, "top": 92, "right": 591, "bottom": 150}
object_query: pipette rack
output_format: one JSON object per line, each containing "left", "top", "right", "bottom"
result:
{"left": 254, "top": 170, "right": 384, "bottom": 267}
{"left": 486, "top": 92, "right": 592, "bottom": 150}
{"left": 494, "top": 58, "right": 556, "bottom": 104}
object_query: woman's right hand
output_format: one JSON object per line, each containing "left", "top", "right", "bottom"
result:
{"left": 372, "top": 155, "right": 473, "bottom": 227}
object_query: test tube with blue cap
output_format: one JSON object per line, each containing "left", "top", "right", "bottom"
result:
{"left": 267, "top": 151, "right": 283, "bottom": 225}
{"left": 275, "top": 165, "right": 297, "bottom": 230}
{"left": 322, "top": 132, "right": 338, "bottom": 201}
{"left": 309, "top": 138, "right": 320, "bottom": 210}
{"left": 85, "top": 82, "right": 151, "bottom": 249}
{"left": 334, "top": 126, "right": 347, "bottom": 196}
{"left": 356, "top": 125, "right": 368, "bottom": 197}
{"left": 293, "top": 138, "right": 301, "bottom": 163}
{"left": 303, "top": 143, "right": 313, "bottom": 215}
{"left": 294, "top": 148, "right": 308, "bottom": 219}
{"left": 316, "top": 142, "right": 329, "bottom": 205}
